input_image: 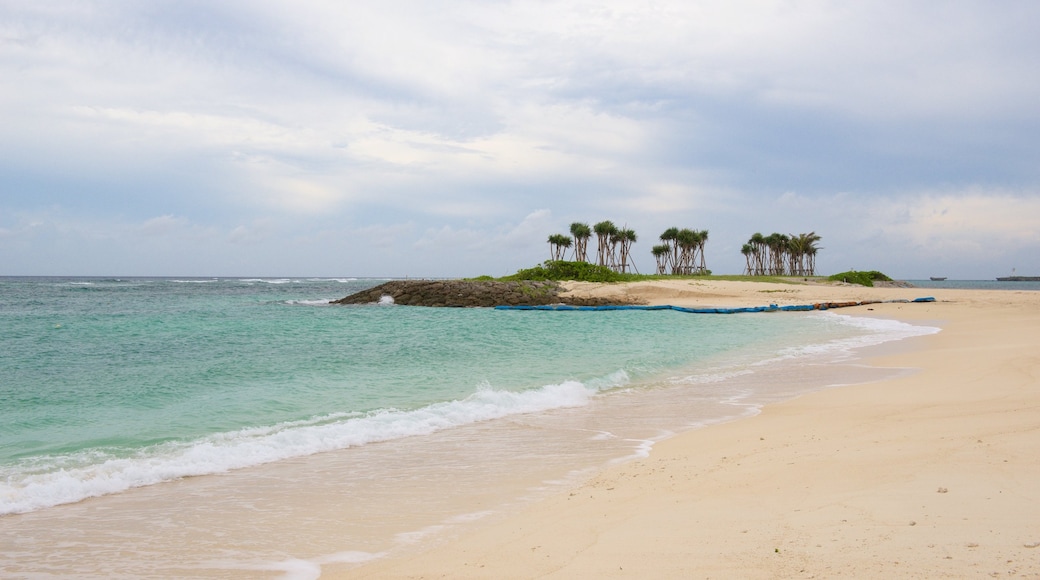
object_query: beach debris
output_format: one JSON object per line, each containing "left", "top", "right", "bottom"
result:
{"left": 938, "top": 487, "right": 949, "bottom": 493}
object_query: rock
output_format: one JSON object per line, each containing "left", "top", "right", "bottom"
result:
{"left": 330, "top": 280, "right": 643, "bottom": 308}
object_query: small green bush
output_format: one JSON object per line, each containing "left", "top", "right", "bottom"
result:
{"left": 501, "top": 260, "right": 625, "bottom": 282}
{"left": 827, "top": 270, "right": 893, "bottom": 287}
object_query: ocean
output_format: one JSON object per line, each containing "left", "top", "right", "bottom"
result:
{"left": 0, "top": 277, "right": 939, "bottom": 578}
{"left": 907, "top": 279, "right": 1040, "bottom": 291}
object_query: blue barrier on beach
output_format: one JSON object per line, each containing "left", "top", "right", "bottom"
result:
{"left": 495, "top": 297, "right": 936, "bottom": 313}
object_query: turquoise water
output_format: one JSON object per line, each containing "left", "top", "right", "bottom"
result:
{"left": 1, "top": 277, "right": 936, "bottom": 519}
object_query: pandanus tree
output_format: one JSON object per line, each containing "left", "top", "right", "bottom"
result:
{"left": 765, "top": 233, "right": 788, "bottom": 275}
{"left": 615, "top": 228, "right": 637, "bottom": 273}
{"left": 569, "top": 222, "right": 592, "bottom": 263}
{"left": 675, "top": 228, "right": 698, "bottom": 275}
{"left": 593, "top": 220, "right": 617, "bottom": 268}
{"left": 748, "top": 232, "right": 767, "bottom": 276}
{"left": 659, "top": 227, "right": 679, "bottom": 274}
{"left": 743, "top": 231, "right": 822, "bottom": 276}
{"left": 787, "top": 231, "right": 822, "bottom": 276}
{"left": 741, "top": 244, "right": 754, "bottom": 275}
{"left": 656, "top": 226, "right": 710, "bottom": 275}
{"left": 805, "top": 235, "right": 821, "bottom": 276}
{"left": 695, "top": 229, "right": 709, "bottom": 273}
{"left": 547, "top": 234, "right": 572, "bottom": 261}
{"left": 652, "top": 244, "right": 670, "bottom": 275}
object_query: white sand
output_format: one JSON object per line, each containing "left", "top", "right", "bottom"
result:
{"left": 333, "top": 280, "right": 1040, "bottom": 579}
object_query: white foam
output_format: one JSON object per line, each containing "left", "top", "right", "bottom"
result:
{"left": 759, "top": 312, "right": 940, "bottom": 365}
{"left": 0, "top": 381, "right": 601, "bottom": 515}
{"left": 217, "top": 550, "right": 385, "bottom": 580}
{"left": 239, "top": 278, "right": 292, "bottom": 284}
{"left": 670, "top": 368, "right": 754, "bottom": 385}
{"left": 284, "top": 299, "right": 332, "bottom": 306}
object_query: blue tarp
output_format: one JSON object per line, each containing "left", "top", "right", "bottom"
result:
{"left": 495, "top": 297, "right": 936, "bottom": 313}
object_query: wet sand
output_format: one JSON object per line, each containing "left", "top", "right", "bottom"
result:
{"left": 336, "top": 280, "right": 1040, "bottom": 578}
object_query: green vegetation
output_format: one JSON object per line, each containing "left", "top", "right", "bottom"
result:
{"left": 655, "top": 227, "right": 709, "bottom": 275}
{"left": 512, "top": 280, "right": 558, "bottom": 300}
{"left": 547, "top": 233, "right": 572, "bottom": 261}
{"left": 569, "top": 222, "right": 592, "bottom": 262}
{"left": 543, "top": 221, "right": 830, "bottom": 280}
{"left": 827, "top": 270, "right": 893, "bottom": 287}
{"left": 491, "top": 263, "right": 886, "bottom": 287}
{"left": 548, "top": 219, "right": 639, "bottom": 274}
{"left": 497, "top": 261, "right": 728, "bottom": 282}
{"left": 742, "top": 232, "right": 821, "bottom": 276}
{"left": 501, "top": 260, "right": 628, "bottom": 282}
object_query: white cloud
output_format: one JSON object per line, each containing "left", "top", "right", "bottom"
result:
{"left": 874, "top": 190, "right": 1040, "bottom": 252}
{"left": 136, "top": 214, "right": 189, "bottom": 236}
{"left": 414, "top": 209, "right": 553, "bottom": 251}
{"left": 227, "top": 219, "right": 277, "bottom": 244}
{"left": 1, "top": 1, "right": 1039, "bottom": 277}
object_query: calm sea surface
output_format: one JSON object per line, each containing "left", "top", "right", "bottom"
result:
{"left": 907, "top": 279, "right": 1040, "bottom": 291}
{"left": 0, "top": 276, "right": 939, "bottom": 577}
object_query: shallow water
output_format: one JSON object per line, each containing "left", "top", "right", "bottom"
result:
{"left": 0, "top": 277, "right": 938, "bottom": 577}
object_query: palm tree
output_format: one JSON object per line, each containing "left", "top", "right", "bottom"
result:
{"left": 749, "top": 232, "right": 766, "bottom": 275}
{"left": 652, "top": 244, "right": 670, "bottom": 275}
{"left": 569, "top": 222, "right": 591, "bottom": 262}
{"left": 793, "top": 231, "right": 821, "bottom": 276}
{"left": 742, "top": 231, "right": 821, "bottom": 276}
{"left": 617, "top": 228, "right": 637, "bottom": 273}
{"left": 593, "top": 220, "right": 617, "bottom": 268}
{"left": 695, "top": 229, "right": 709, "bottom": 273}
{"left": 765, "top": 233, "right": 789, "bottom": 275}
{"left": 805, "top": 236, "right": 821, "bottom": 276}
{"left": 787, "top": 232, "right": 817, "bottom": 276}
{"left": 659, "top": 227, "right": 679, "bottom": 275}
{"left": 547, "top": 234, "right": 572, "bottom": 261}
{"left": 675, "top": 228, "right": 697, "bottom": 275}
{"left": 786, "top": 235, "right": 802, "bottom": 276}
{"left": 606, "top": 228, "right": 622, "bottom": 271}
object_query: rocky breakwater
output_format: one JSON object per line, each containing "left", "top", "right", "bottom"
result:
{"left": 330, "top": 280, "right": 643, "bottom": 308}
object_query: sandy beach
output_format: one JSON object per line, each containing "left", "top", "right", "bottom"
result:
{"left": 334, "top": 279, "right": 1040, "bottom": 579}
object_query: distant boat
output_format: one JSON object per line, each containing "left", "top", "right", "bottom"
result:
{"left": 996, "top": 268, "right": 1040, "bottom": 282}
{"left": 929, "top": 276, "right": 947, "bottom": 281}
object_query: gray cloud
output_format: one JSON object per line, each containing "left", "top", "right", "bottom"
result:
{"left": 1, "top": 0, "right": 1038, "bottom": 278}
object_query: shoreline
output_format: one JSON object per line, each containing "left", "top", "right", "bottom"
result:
{"left": 4, "top": 279, "right": 916, "bottom": 578}
{"left": 334, "top": 280, "right": 1040, "bottom": 578}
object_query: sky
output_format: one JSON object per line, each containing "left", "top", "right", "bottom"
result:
{"left": 2, "top": 1, "right": 1038, "bottom": 279}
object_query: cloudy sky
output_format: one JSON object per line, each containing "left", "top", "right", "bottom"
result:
{"left": 2, "top": 1, "right": 1038, "bottom": 279}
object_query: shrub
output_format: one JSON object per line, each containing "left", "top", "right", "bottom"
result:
{"left": 501, "top": 260, "right": 625, "bottom": 282}
{"left": 827, "top": 270, "right": 893, "bottom": 287}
